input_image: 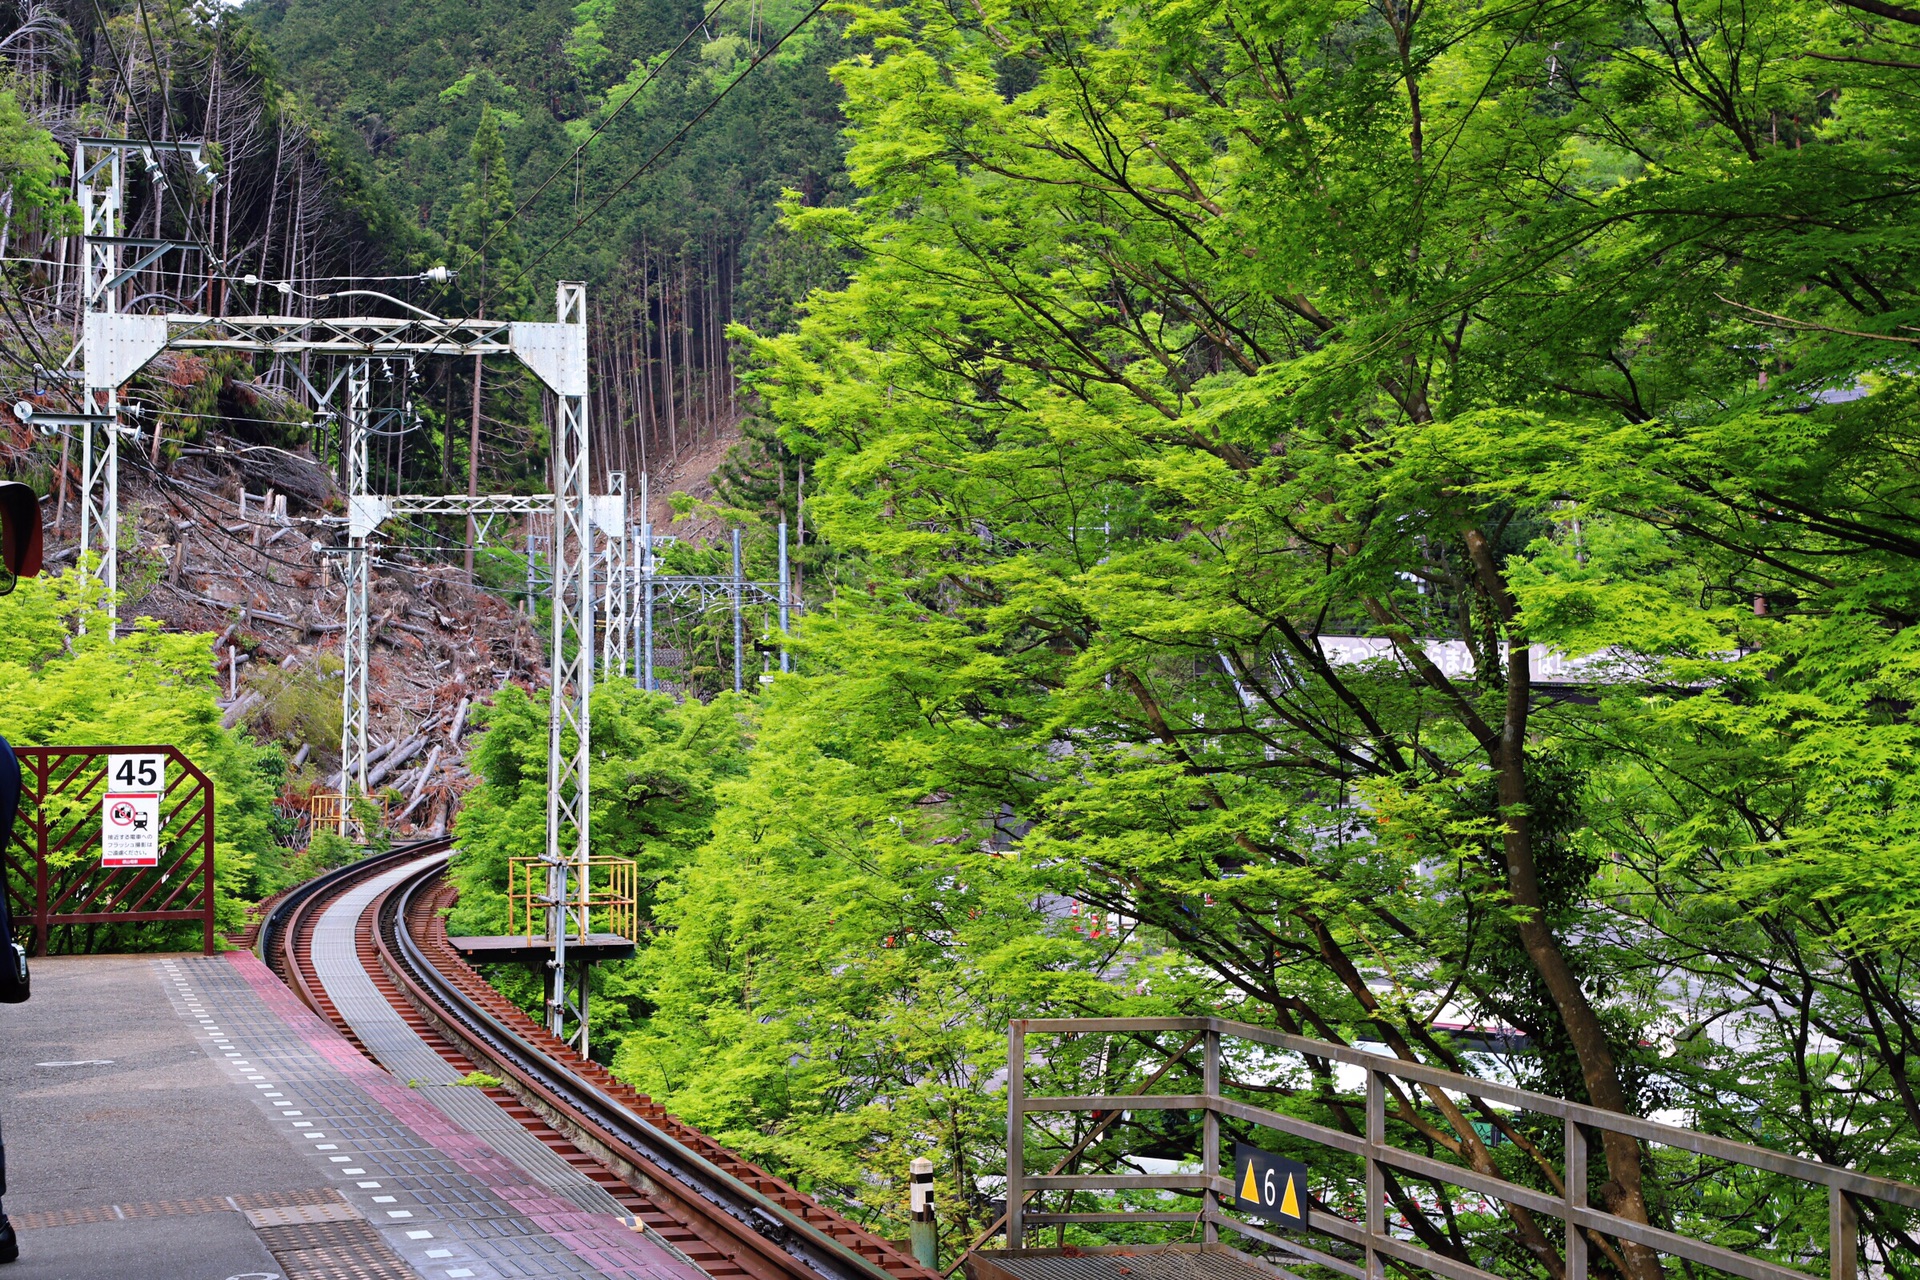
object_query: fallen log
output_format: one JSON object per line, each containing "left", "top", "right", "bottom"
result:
{"left": 365, "top": 735, "right": 428, "bottom": 790}
{"left": 220, "top": 691, "right": 262, "bottom": 730}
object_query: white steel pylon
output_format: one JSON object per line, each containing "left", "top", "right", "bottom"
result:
{"left": 73, "top": 138, "right": 204, "bottom": 630}
{"left": 338, "top": 359, "right": 373, "bottom": 812}
{"left": 540, "top": 280, "right": 594, "bottom": 1045}
{"left": 597, "top": 472, "right": 628, "bottom": 681}
{"left": 74, "top": 140, "right": 123, "bottom": 622}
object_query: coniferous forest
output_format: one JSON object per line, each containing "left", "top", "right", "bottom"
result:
{"left": 4, "top": 0, "right": 1920, "bottom": 1275}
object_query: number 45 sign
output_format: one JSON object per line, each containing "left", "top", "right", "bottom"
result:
{"left": 1232, "top": 1142, "right": 1309, "bottom": 1228}
{"left": 102, "top": 752, "right": 166, "bottom": 869}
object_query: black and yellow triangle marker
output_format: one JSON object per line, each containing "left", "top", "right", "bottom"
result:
{"left": 1232, "top": 1142, "right": 1309, "bottom": 1228}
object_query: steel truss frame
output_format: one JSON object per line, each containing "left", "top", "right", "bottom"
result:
{"left": 72, "top": 140, "right": 604, "bottom": 1043}
{"left": 626, "top": 519, "right": 793, "bottom": 694}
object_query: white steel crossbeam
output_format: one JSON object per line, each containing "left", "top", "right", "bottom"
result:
{"left": 163, "top": 312, "right": 516, "bottom": 357}
{"left": 641, "top": 576, "right": 784, "bottom": 608}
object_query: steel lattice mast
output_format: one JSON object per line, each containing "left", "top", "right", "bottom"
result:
{"left": 540, "top": 281, "right": 595, "bottom": 1042}
{"left": 339, "top": 359, "right": 373, "bottom": 803}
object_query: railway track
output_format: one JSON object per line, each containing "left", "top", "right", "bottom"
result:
{"left": 260, "top": 843, "right": 936, "bottom": 1280}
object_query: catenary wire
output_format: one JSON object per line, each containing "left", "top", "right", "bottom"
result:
{"left": 412, "top": 0, "right": 743, "bottom": 323}
{"left": 461, "top": 0, "right": 736, "bottom": 272}
{"left": 83, "top": 0, "right": 224, "bottom": 283}
{"left": 489, "top": 0, "right": 830, "bottom": 311}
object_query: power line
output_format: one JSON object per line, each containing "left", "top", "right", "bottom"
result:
{"left": 412, "top": 0, "right": 742, "bottom": 325}
{"left": 84, "top": 0, "right": 223, "bottom": 275}
{"left": 489, "top": 0, "right": 830, "bottom": 311}
{"left": 464, "top": 0, "right": 736, "bottom": 271}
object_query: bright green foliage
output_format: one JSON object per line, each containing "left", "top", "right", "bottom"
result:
{"left": 0, "top": 87, "right": 73, "bottom": 237}
{"left": 448, "top": 681, "right": 753, "bottom": 1043}
{"left": 0, "top": 569, "right": 280, "bottom": 940}
{"left": 613, "top": 672, "right": 1178, "bottom": 1228}
{"left": 693, "top": 0, "right": 1920, "bottom": 1271}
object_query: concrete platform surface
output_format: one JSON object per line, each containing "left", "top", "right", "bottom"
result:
{"left": 2, "top": 1211, "right": 283, "bottom": 1280}
{"left": 0, "top": 945, "right": 706, "bottom": 1280}
{"left": 0, "top": 954, "right": 328, "bottom": 1213}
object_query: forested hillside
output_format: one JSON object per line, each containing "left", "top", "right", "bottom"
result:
{"left": 6, "top": 0, "right": 1920, "bottom": 1276}
{"left": 248, "top": 0, "right": 848, "bottom": 491}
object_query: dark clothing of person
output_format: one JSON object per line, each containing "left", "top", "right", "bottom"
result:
{"left": 0, "top": 734, "right": 19, "bottom": 1261}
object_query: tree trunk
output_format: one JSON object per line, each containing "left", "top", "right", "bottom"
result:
{"left": 1465, "top": 527, "right": 1664, "bottom": 1280}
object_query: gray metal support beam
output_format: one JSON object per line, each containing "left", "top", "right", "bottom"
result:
{"left": 641, "top": 521, "right": 656, "bottom": 692}
{"left": 778, "top": 520, "right": 790, "bottom": 674}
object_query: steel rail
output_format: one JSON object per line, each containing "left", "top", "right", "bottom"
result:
{"left": 257, "top": 835, "right": 453, "bottom": 1009}
{"left": 376, "top": 859, "right": 911, "bottom": 1280}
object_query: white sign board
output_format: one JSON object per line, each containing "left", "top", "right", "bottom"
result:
{"left": 101, "top": 791, "right": 162, "bottom": 868}
{"left": 107, "top": 753, "right": 166, "bottom": 795}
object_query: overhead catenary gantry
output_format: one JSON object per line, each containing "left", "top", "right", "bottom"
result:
{"left": 59, "top": 137, "right": 611, "bottom": 1048}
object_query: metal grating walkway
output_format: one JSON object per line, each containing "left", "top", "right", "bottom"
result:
{"left": 311, "top": 856, "right": 634, "bottom": 1217}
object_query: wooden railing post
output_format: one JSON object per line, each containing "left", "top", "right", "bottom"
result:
{"left": 1007, "top": 1021, "right": 1026, "bottom": 1248}
{"left": 1830, "top": 1185, "right": 1856, "bottom": 1280}
{"left": 1565, "top": 1117, "right": 1587, "bottom": 1280}
{"left": 1202, "top": 1028, "right": 1220, "bottom": 1243}
{"left": 1366, "top": 1068, "right": 1384, "bottom": 1280}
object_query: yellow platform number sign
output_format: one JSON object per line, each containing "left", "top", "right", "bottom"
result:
{"left": 1232, "top": 1142, "right": 1309, "bottom": 1228}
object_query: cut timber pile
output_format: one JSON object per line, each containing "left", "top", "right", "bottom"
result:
{"left": 64, "top": 441, "right": 549, "bottom": 838}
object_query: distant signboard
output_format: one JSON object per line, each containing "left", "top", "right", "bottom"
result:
{"left": 1233, "top": 1142, "right": 1309, "bottom": 1228}
{"left": 102, "top": 752, "right": 167, "bottom": 868}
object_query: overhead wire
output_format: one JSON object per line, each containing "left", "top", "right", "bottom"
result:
{"left": 463, "top": 0, "right": 735, "bottom": 272}
{"left": 412, "top": 0, "right": 742, "bottom": 324}
{"left": 80, "top": 0, "right": 225, "bottom": 322}
{"left": 489, "top": 0, "right": 831, "bottom": 311}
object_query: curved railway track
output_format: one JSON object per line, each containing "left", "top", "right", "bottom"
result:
{"left": 260, "top": 842, "right": 936, "bottom": 1280}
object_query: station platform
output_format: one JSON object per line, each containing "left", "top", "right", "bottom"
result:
{"left": 0, "top": 946, "right": 702, "bottom": 1280}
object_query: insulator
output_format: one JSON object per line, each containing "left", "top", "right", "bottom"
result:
{"left": 422, "top": 265, "right": 455, "bottom": 285}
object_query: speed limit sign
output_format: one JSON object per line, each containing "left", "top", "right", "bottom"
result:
{"left": 108, "top": 753, "right": 166, "bottom": 795}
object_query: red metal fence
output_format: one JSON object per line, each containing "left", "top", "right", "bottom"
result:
{"left": 3, "top": 745, "right": 217, "bottom": 956}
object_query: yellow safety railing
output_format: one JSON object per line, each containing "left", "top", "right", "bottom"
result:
{"left": 507, "top": 857, "right": 637, "bottom": 942}
{"left": 309, "top": 790, "right": 388, "bottom": 843}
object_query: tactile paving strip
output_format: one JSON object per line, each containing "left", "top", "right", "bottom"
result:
{"left": 246, "top": 1200, "right": 368, "bottom": 1226}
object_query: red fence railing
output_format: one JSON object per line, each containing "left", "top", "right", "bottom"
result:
{"left": 3, "top": 745, "right": 216, "bottom": 956}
